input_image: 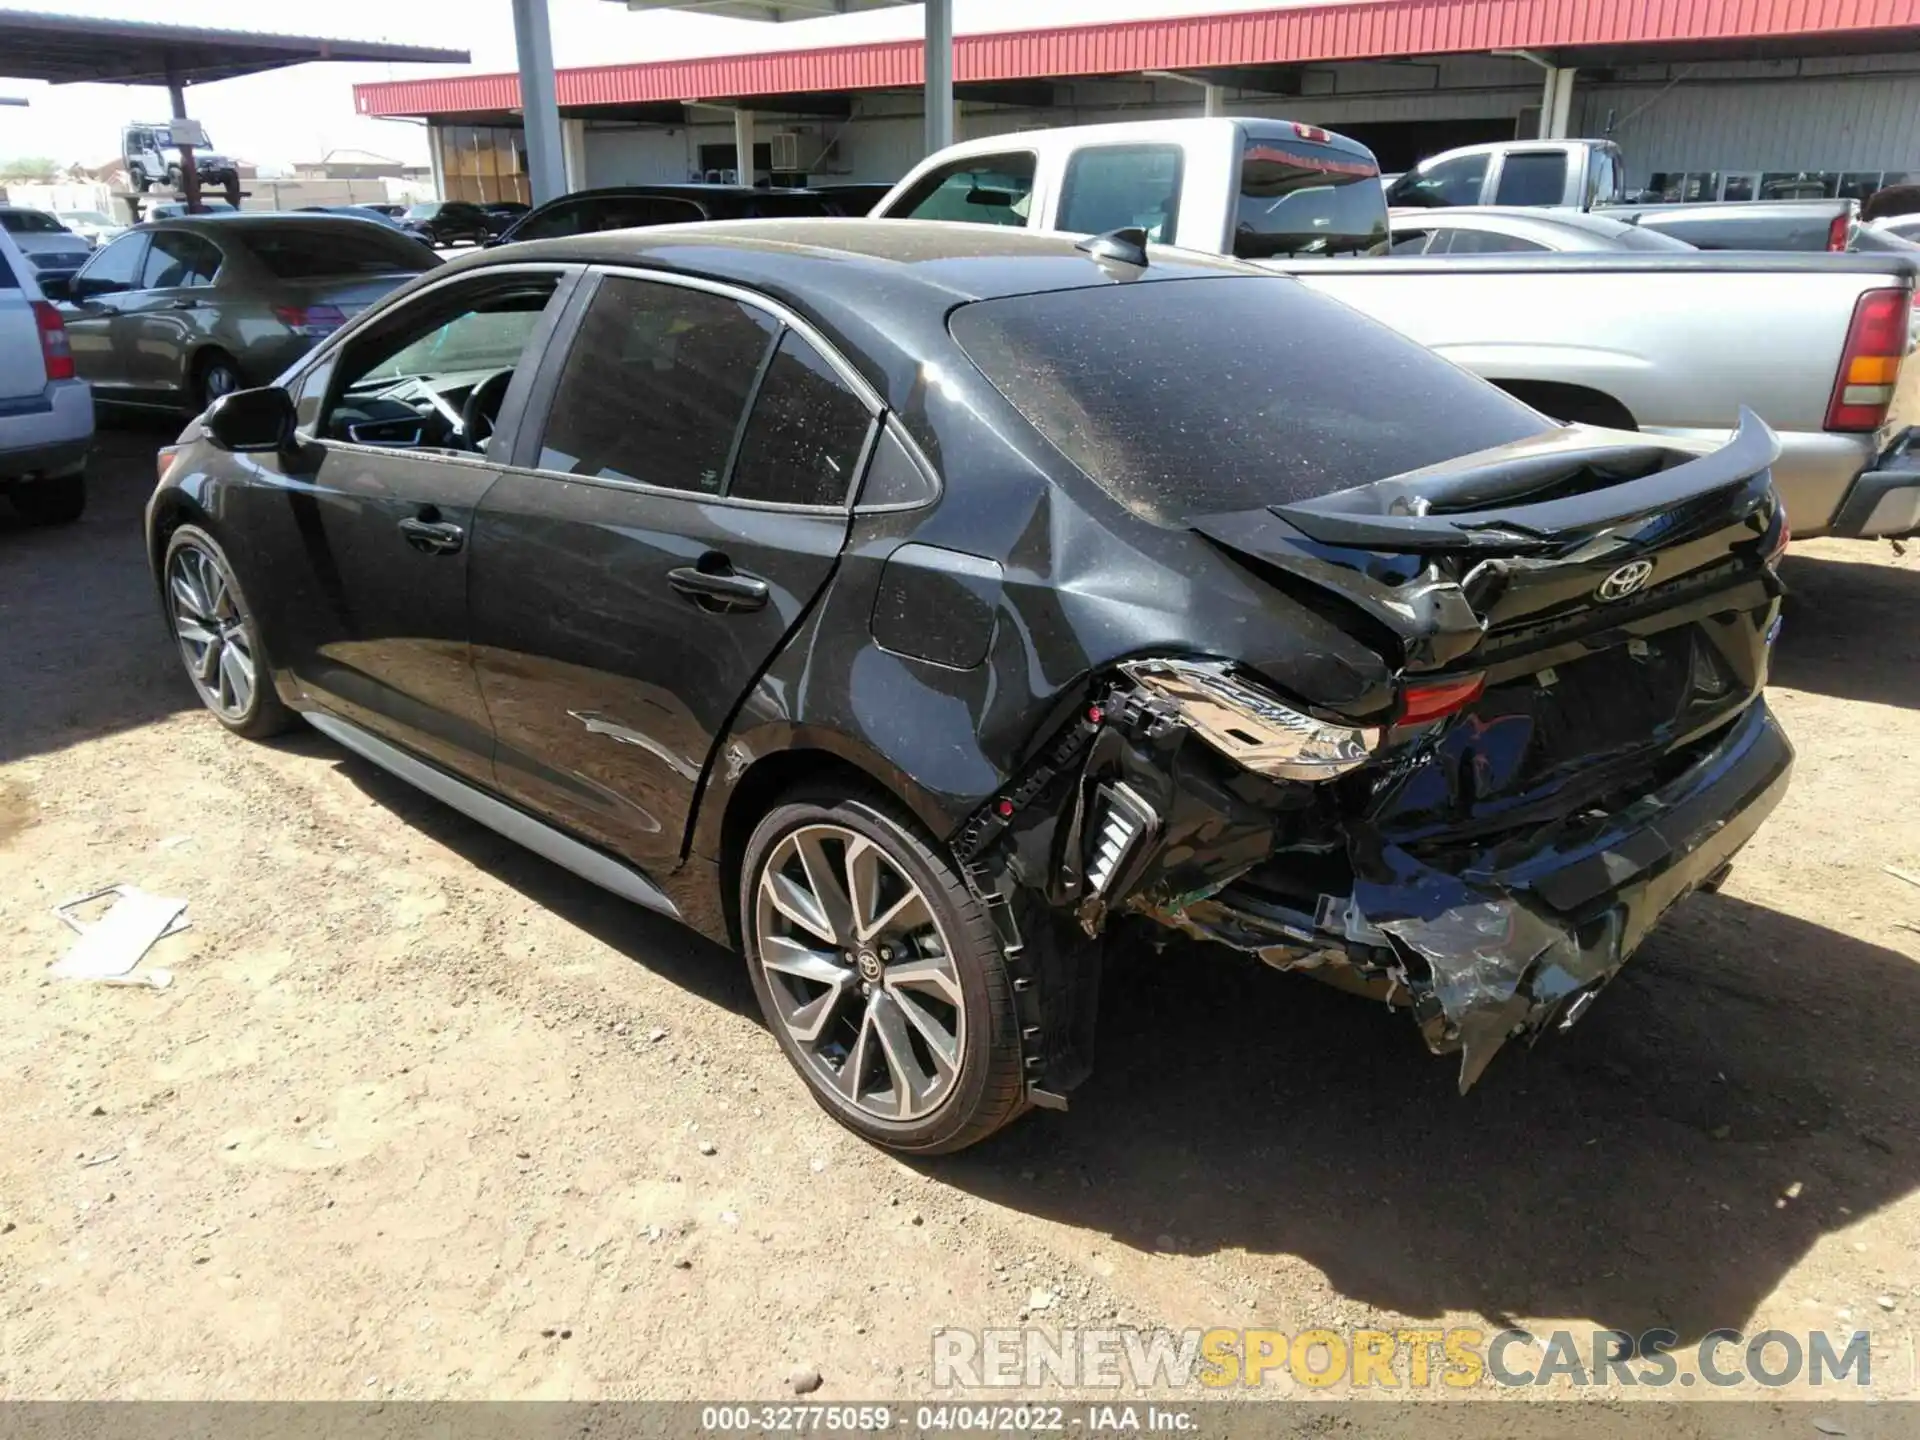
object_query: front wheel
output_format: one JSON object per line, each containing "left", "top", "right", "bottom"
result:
{"left": 162, "top": 525, "right": 294, "bottom": 739}
{"left": 741, "top": 792, "right": 1027, "bottom": 1154}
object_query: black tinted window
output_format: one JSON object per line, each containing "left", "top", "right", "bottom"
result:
{"left": 729, "top": 331, "right": 871, "bottom": 506}
{"left": 951, "top": 276, "right": 1546, "bottom": 527}
{"left": 536, "top": 276, "right": 778, "bottom": 493}
{"left": 1235, "top": 138, "right": 1386, "bottom": 258}
{"left": 741, "top": 193, "right": 832, "bottom": 219}
{"left": 1058, "top": 144, "right": 1183, "bottom": 243}
{"left": 1493, "top": 152, "right": 1569, "bottom": 206}
{"left": 141, "top": 230, "right": 222, "bottom": 288}
{"left": 241, "top": 225, "right": 436, "bottom": 278}
{"left": 892, "top": 153, "right": 1036, "bottom": 226}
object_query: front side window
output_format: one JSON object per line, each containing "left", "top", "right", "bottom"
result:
{"left": 141, "top": 230, "right": 222, "bottom": 288}
{"left": 1235, "top": 137, "right": 1387, "bottom": 258}
{"left": 319, "top": 275, "right": 560, "bottom": 452}
{"left": 729, "top": 331, "right": 872, "bottom": 506}
{"left": 951, "top": 275, "right": 1546, "bottom": 528}
{"left": 534, "top": 276, "right": 778, "bottom": 493}
{"left": 890, "top": 153, "right": 1036, "bottom": 226}
{"left": 1387, "top": 152, "right": 1490, "bottom": 209}
{"left": 73, "top": 233, "right": 147, "bottom": 294}
{"left": 1057, "top": 145, "right": 1184, "bottom": 242}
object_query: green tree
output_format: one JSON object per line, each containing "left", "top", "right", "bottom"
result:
{"left": 0, "top": 156, "right": 60, "bottom": 182}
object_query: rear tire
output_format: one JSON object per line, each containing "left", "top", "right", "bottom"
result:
{"left": 162, "top": 524, "right": 295, "bottom": 740}
{"left": 10, "top": 471, "right": 85, "bottom": 525}
{"left": 741, "top": 789, "right": 1027, "bottom": 1155}
{"left": 193, "top": 350, "right": 242, "bottom": 416}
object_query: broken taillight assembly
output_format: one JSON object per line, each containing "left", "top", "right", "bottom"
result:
{"left": 1398, "top": 673, "right": 1486, "bottom": 725}
{"left": 1119, "top": 658, "right": 1380, "bottom": 781}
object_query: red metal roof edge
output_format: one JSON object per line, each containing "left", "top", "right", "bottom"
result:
{"left": 354, "top": 0, "right": 1920, "bottom": 118}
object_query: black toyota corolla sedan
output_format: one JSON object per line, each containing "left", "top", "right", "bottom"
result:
{"left": 147, "top": 220, "right": 1793, "bottom": 1154}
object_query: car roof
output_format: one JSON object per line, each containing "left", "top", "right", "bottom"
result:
{"left": 541, "top": 184, "right": 821, "bottom": 202}
{"left": 1390, "top": 206, "right": 1644, "bottom": 239}
{"left": 912, "top": 116, "right": 1378, "bottom": 166}
{"left": 136, "top": 212, "right": 405, "bottom": 233}
{"left": 441, "top": 217, "right": 1264, "bottom": 412}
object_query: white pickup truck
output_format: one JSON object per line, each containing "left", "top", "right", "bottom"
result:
{"left": 872, "top": 118, "right": 1920, "bottom": 540}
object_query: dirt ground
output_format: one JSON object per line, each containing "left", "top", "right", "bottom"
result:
{"left": 1, "top": 424, "right": 1917, "bottom": 1410}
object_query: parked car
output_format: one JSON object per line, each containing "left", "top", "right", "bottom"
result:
{"left": 1873, "top": 214, "right": 1920, "bottom": 243}
{"left": 148, "top": 219, "right": 1794, "bottom": 1152}
{"left": 141, "top": 199, "right": 236, "bottom": 221}
{"left": 54, "top": 209, "right": 127, "bottom": 248}
{"left": 874, "top": 118, "right": 1920, "bottom": 541}
{"left": 47, "top": 214, "right": 439, "bottom": 414}
{"left": 493, "top": 184, "right": 835, "bottom": 245}
{"left": 1388, "top": 207, "right": 1696, "bottom": 254}
{"left": 399, "top": 201, "right": 493, "bottom": 247}
{"left": 0, "top": 206, "right": 94, "bottom": 282}
{"left": 481, "top": 201, "right": 530, "bottom": 237}
{"left": 1613, "top": 199, "right": 1868, "bottom": 252}
{"left": 296, "top": 203, "right": 409, "bottom": 230}
{"left": 811, "top": 182, "right": 899, "bottom": 216}
{"left": 0, "top": 224, "right": 91, "bottom": 523}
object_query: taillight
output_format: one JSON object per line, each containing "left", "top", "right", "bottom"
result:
{"left": 1398, "top": 674, "right": 1486, "bottom": 725}
{"left": 1825, "top": 287, "right": 1910, "bottom": 432}
{"left": 272, "top": 303, "right": 347, "bottom": 338}
{"left": 1828, "top": 212, "right": 1850, "bottom": 251}
{"left": 31, "top": 300, "right": 73, "bottom": 381}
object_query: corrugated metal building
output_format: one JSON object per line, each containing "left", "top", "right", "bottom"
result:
{"left": 356, "top": 0, "right": 1920, "bottom": 203}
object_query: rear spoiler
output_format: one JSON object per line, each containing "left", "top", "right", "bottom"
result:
{"left": 1262, "top": 408, "right": 1780, "bottom": 551}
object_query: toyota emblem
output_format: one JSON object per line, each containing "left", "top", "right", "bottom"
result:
{"left": 1596, "top": 559, "right": 1655, "bottom": 602}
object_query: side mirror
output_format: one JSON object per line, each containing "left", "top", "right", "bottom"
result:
{"left": 204, "top": 386, "right": 295, "bottom": 452}
{"left": 38, "top": 274, "right": 72, "bottom": 302}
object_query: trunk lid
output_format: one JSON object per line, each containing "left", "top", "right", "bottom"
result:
{"left": 1194, "top": 411, "right": 1787, "bottom": 833}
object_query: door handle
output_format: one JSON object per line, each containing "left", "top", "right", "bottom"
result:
{"left": 168, "top": 296, "right": 199, "bottom": 310}
{"left": 667, "top": 562, "right": 769, "bottom": 612}
{"left": 398, "top": 516, "right": 465, "bottom": 555}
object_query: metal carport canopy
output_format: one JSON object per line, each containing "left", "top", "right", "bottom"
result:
{"left": 0, "top": 9, "right": 469, "bottom": 85}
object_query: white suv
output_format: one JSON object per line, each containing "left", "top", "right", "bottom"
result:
{"left": 0, "top": 224, "right": 92, "bottom": 523}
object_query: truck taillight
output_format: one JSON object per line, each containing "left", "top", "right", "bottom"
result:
{"left": 31, "top": 300, "right": 73, "bottom": 381}
{"left": 1827, "top": 212, "right": 1850, "bottom": 251}
{"left": 1825, "top": 287, "right": 1910, "bottom": 432}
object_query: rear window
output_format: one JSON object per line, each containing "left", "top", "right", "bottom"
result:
{"left": 1234, "top": 138, "right": 1387, "bottom": 258}
{"left": 950, "top": 275, "right": 1547, "bottom": 527}
{"left": 238, "top": 225, "right": 438, "bottom": 278}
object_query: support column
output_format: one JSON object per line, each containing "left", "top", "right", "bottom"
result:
{"left": 924, "top": 0, "right": 953, "bottom": 157}
{"left": 1203, "top": 83, "right": 1226, "bottom": 117}
{"left": 734, "top": 108, "right": 755, "bottom": 184}
{"left": 511, "top": 0, "right": 566, "bottom": 205}
{"left": 1548, "top": 67, "right": 1577, "bottom": 139}
{"left": 427, "top": 123, "right": 447, "bottom": 201}
{"left": 561, "top": 118, "right": 588, "bottom": 192}
{"left": 165, "top": 65, "right": 201, "bottom": 213}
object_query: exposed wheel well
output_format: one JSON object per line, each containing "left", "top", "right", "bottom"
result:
{"left": 1491, "top": 379, "right": 1637, "bottom": 431}
{"left": 714, "top": 749, "right": 914, "bottom": 950}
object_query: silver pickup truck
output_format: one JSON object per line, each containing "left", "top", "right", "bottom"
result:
{"left": 873, "top": 117, "right": 1920, "bottom": 539}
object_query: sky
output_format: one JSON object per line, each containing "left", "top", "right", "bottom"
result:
{"left": 0, "top": 0, "right": 1317, "bottom": 170}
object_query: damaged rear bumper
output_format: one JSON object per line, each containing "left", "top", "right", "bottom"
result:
{"left": 1163, "top": 701, "right": 1794, "bottom": 1090}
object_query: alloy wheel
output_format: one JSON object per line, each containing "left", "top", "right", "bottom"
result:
{"left": 754, "top": 822, "right": 966, "bottom": 1122}
{"left": 201, "top": 362, "right": 238, "bottom": 405}
{"left": 168, "top": 541, "right": 257, "bottom": 721}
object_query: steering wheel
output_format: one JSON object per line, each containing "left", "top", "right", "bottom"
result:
{"left": 459, "top": 369, "right": 516, "bottom": 451}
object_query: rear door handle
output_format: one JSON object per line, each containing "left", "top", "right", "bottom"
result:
{"left": 168, "top": 296, "right": 199, "bottom": 310}
{"left": 398, "top": 516, "right": 465, "bottom": 555}
{"left": 667, "top": 563, "right": 769, "bottom": 612}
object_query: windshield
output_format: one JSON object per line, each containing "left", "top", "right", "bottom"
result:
{"left": 238, "top": 224, "right": 438, "bottom": 278}
{"left": 1234, "top": 138, "right": 1388, "bottom": 258}
{"left": 0, "top": 210, "right": 68, "bottom": 234}
{"left": 405, "top": 204, "right": 440, "bottom": 219}
{"left": 951, "top": 275, "right": 1547, "bottom": 527}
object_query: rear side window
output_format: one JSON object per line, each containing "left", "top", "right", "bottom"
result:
{"left": 535, "top": 275, "right": 778, "bottom": 493}
{"left": 241, "top": 225, "right": 437, "bottom": 278}
{"left": 950, "top": 275, "right": 1546, "bottom": 527}
{"left": 1493, "top": 152, "right": 1570, "bottom": 206}
{"left": 1234, "top": 137, "right": 1387, "bottom": 258}
{"left": 1058, "top": 144, "right": 1183, "bottom": 243}
{"left": 891, "top": 153, "right": 1036, "bottom": 226}
{"left": 729, "top": 331, "right": 872, "bottom": 506}
{"left": 141, "top": 230, "right": 222, "bottom": 288}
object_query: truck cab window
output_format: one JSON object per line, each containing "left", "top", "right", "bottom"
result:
{"left": 1057, "top": 144, "right": 1184, "bottom": 242}
{"left": 891, "top": 154, "right": 1036, "bottom": 226}
{"left": 1492, "top": 152, "right": 1569, "bottom": 206}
